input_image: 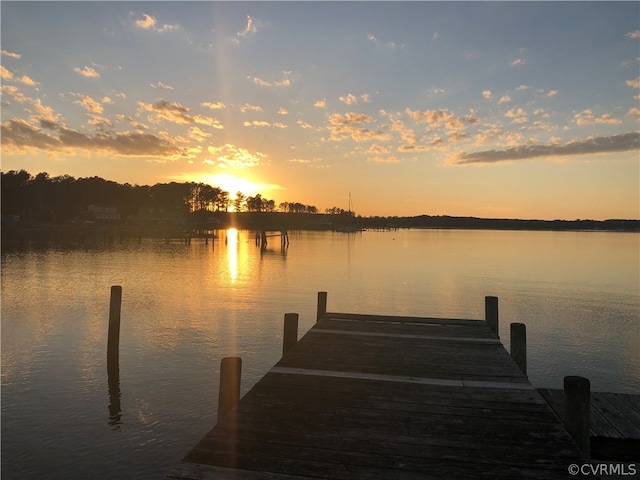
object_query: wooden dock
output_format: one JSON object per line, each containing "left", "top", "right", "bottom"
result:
{"left": 167, "top": 301, "right": 587, "bottom": 479}
{"left": 538, "top": 388, "right": 640, "bottom": 461}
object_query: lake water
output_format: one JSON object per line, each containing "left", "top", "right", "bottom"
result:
{"left": 1, "top": 228, "right": 638, "bottom": 479}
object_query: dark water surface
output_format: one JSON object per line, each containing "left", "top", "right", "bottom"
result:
{"left": 2, "top": 229, "right": 638, "bottom": 479}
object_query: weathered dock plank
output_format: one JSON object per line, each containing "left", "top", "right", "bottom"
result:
{"left": 169, "top": 311, "right": 586, "bottom": 479}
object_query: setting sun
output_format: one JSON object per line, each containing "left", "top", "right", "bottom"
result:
{"left": 203, "top": 173, "right": 261, "bottom": 197}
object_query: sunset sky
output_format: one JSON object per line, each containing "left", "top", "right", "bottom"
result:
{"left": 1, "top": 2, "right": 639, "bottom": 219}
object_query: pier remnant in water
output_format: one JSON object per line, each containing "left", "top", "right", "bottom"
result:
{"left": 510, "top": 322, "right": 527, "bottom": 376}
{"left": 564, "top": 375, "right": 591, "bottom": 458}
{"left": 217, "top": 357, "right": 242, "bottom": 422}
{"left": 485, "top": 295, "right": 499, "bottom": 338}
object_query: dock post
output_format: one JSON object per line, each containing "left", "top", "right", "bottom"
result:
{"left": 107, "top": 286, "right": 122, "bottom": 362}
{"left": 317, "top": 291, "right": 327, "bottom": 323}
{"left": 485, "top": 296, "right": 499, "bottom": 338}
{"left": 510, "top": 323, "right": 527, "bottom": 376}
{"left": 218, "top": 357, "right": 242, "bottom": 422}
{"left": 283, "top": 313, "right": 299, "bottom": 355}
{"left": 564, "top": 376, "right": 591, "bottom": 458}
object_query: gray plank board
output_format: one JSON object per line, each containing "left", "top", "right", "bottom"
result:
{"left": 601, "top": 392, "right": 640, "bottom": 434}
{"left": 592, "top": 393, "right": 640, "bottom": 439}
{"left": 538, "top": 389, "right": 640, "bottom": 440}
{"left": 278, "top": 336, "right": 526, "bottom": 382}
{"left": 319, "top": 316, "right": 496, "bottom": 339}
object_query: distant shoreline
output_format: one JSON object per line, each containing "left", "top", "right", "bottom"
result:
{"left": 2, "top": 213, "right": 638, "bottom": 250}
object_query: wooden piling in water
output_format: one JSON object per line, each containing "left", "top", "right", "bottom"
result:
{"left": 282, "top": 313, "right": 299, "bottom": 356}
{"left": 510, "top": 322, "right": 527, "bottom": 376}
{"left": 485, "top": 296, "right": 499, "bottom": 338}
{"left": 107, "top": 286, "right": 122, "bottom": 362}
{"left": 316, "top": 291, "right": 327, "bottom": 323}
{"left": 564, "top": 375, "right": 591, "bottom": 458}
{"left": 218, "top": 357, "right": 242, "bottom": 422}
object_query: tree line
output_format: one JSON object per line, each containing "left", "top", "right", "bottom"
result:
{"left": 0, "top": 170, "right": 321, "bottom": 223}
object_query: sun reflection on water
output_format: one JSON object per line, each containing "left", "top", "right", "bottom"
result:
{"left": 226, "top": 228, "right": 239, "bottom": 282}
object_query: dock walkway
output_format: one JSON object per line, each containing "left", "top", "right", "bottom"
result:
{"left": 168, "top": 309, "right": 585, "bottom": 479}
{"left": 539, "top": 388, "right": 640, "bottom": 461}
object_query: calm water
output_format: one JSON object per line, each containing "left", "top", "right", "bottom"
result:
{"left": 2, "top": 229, "right": 639, "bottom": 479}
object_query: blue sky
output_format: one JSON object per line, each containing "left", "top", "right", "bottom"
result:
{"left": 1, "top": 1, "right": 639, "bottom": 219}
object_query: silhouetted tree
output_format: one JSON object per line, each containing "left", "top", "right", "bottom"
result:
{"left": 234, "top": 191, "right": 246, "bottom": 212}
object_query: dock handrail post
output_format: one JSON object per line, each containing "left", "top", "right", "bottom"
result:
{"left": 218, "top": 357, "right": 242, "bottom": 422}
{"left": 485, "top": 296, "right": 499, "bottom": 338}
{"left": 283, "top": 313, "right": 299, "bottom": 356}
{"left": 317, "top": 291, "right": 327, "bottom": 323}
{"left": 510, "top": 323, "right": 527, "bottom": 376}
{"left": 107, "top": 285, "right": 122, "bottom": 362}
{"left": 564, "top": 376, "right": 591, "bottom": 458}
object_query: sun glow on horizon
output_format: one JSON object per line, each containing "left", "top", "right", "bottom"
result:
{"left": 200, "top": 173, "right": 275, "bottom": 199}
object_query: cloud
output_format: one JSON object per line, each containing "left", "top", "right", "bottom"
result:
{"left": 135, "top": 13, "right": 156, "bottom": 29}
{"left": 329, "top": 112, "right": 373, "bottom": 125}
{"left": 1, "top": 50, "right": 22, "bottom": 59}
{"left": 361, "top": 94, "right": 371, "bottom": 103}
{"left": 18, "top": 75, "right": 38, "bottom": 87}
{"left": 1, "top": 85, "right": 60, "bottom": 123}
{"left": 397, "top": 144, "right": 431, "bottom": 152}
{"left": 314, "top": 99, "right": 327, "bottom": 108}
{"left": 625, "top": 30, "right": 640, "bottom": 39}
{"left": 573, "top": 109, "right": 621, "bottom": 125}
{"left": 243, "top": 120, "right": 285, "bottom": 128}
{"left": 249, "top": 74, "right": 291, "bottom": 87}
{"left": 621, "top": 57, "right": 640, "bottom": 68}
{"left": 405, "top": 108, "right": 475, "bottom": 131}
{"left": 188, "top": 126, "right": 211, "bottom": 142}
{"left": 206, "top": 143, "right": 265, "bottom": 168}
{"left": 1, "top": 84, "right": 26, "bottom": 102}
{"left": 505, "top": 107, "right": 528, "bottom": 124}
{"left": 134, "top": 13, "right": 179, "bottom": 32}
{"left": 74, "top": 66, "right": 100, "bottom": 78}
{"left": 1, "top": 118, "right": 187, "bottom": 158}
{"left": 139, "top": 100, "right": 223, "bottom": 128}
{"left": 339, "top": 93, "right": 358, "bottom": 105}
{"left": 474, "top": 128, "right": 522, "bottom": 146}
{"left": 251, "top": 76, "right": 271, "bottom": 87}
{"left": 240, "top": 103, "right": 263, "bottom": 113}
{"left": 627, "top": 107, "right": 640, "bottom": 117}
{"left": 516, "top": 85, "right": 530, "bottom": 91}
{"left": 278, "top": 107, "right": 288, "bottom": 115}
{"left": 238, "top": 15, "right": 257, "bottom": 37}
{"left": 389, "top": 117, "right": 417, "bottom": 144}
{"left": 1, "top": 66, "right": 13, "bottom": 80}
{"left": 327, "top": 112, "right": 391, "bottom": 142}
{"left": 367, "top": 33, "right": 398, "bottom": 49}
{"left": 482, "top": 90, "right": 492, "bottom": 99}
{"left": 498, "top": 95, "right": 511, "bottom": 105}
{"left": 626, "top": 76, "right": 640, "bottom": 88}
{"left": 151, "top": 82, "right": 174, "bottom": 90}
{"left": 366, "top": 144, "right": 391, "bottom": 154}
{"left": 447, "top": 132, "right": 640, "bottom": 165}
{"left": 297, "top": 120, "right": 312, "bottom": 129}
{"left": 546, "top": 90, "right": 558, "bottom": 97}
{"left": 510, "top": 58, "right": 525, "bottom": 66}
{"left": 74, "top": 94, "right": 103, "bottom": 115}
{"left": 202, "top": 101, "right": 225, "bottom": 110}
{"left": 158, "top": 24, "right": 179, "bottom": 33}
